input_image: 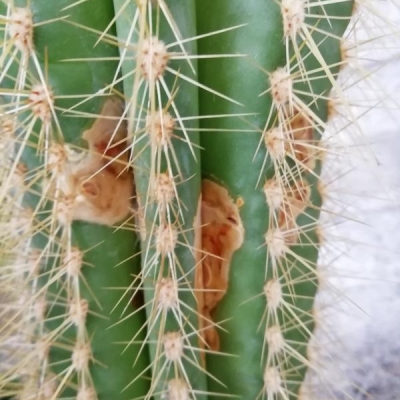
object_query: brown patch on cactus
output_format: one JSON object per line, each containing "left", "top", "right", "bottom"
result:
{"left": 82, "top": 96, "right": 130, "bottom": 178}
{"left": 194, "top": 196, "right": 206, "bottom": 365}
{"left": 285, "top": 108, "right": 316, "bottom": 171}
{"left": 57, "top": 97, "right": 134, "bottom": 226}
{"left": 199, "top": 179, "right": 244, "bottom": 352}
{"left": 278, "top": 179, "right": 311, "bottom": 245}
{"left": 61, "top": 160, "right": 133, "bottom": 226}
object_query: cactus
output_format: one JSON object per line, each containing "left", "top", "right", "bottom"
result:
{"left": 0, "top": 0, "right": 396, "bottom": 399}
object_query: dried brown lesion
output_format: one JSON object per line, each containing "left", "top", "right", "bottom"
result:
{"left": 284, "top": 107, "right": 319, "bottom": 172}
{"left": 277, "top": 106, "right": 317, "bottom": 245}
{"left": 195, "top": 179, "right": 244, "bottom": 357}
{"left": 82, "top": 96, "right": 131, "bottom": 178}
{"left": 56, "top": 97, "right": 135, "bottom": 226}
{"left": 278, "top": 178, "right": 311, "bottom": 245}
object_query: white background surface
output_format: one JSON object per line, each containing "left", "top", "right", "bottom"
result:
{"left": 310, "top": 2, "right": 400, "bottom": 398}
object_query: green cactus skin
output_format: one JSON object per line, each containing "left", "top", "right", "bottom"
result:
{"left": 0, "top": 0, "right": 149, "bottom": 398}
{"left": 113, "top": 1, "right": 209, "bottom": 398}
{"left": 196, "top": 1, "right": 353, "bottom": 398}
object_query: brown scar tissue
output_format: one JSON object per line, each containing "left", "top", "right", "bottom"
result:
{"left": 57, "top": 97, "right": 134, "bottom": 226}
{"left": 197, "top": 179, "right": 244, "bottom": 352}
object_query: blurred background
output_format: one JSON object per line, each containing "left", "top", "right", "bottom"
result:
{"left": 309, "top": 2, "right": 400, "bottom": 398}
